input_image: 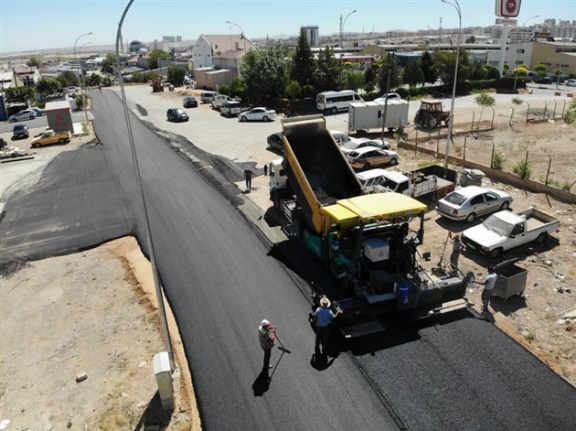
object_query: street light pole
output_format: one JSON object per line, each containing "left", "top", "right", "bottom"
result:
{"left": 226, "top": 20, "right": 246, "bottom": 52}
{"left": 74, "top": 31, "right": 93, "bottom": 126}
{"left": 116, "top": 0, "right": 174, "bottom": 369}
{"left": 339, "top": 9, "right": 356, "bottom": 90}
{"left": 78, "top": 41, "right": 91, "bottom": 126}
{"left": 441, "top": 0, "right": 461, "bottom": 168}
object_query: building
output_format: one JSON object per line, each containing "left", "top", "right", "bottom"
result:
{"left": 302, "top": 26, "right": 320, "bottom": 46}
{"left": 487, "top": 40, "right": 576, "bottom": 74}
{"left": 190, "top": 34, "right": 256, "bottom": 70}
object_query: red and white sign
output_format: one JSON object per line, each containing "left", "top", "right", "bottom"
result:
{"left": 495, "top": 0, "right": 522, "bottom": 18}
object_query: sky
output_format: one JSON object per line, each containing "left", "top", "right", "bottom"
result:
{"left": 1, "top": 0, "right": 574, "bottom": 54}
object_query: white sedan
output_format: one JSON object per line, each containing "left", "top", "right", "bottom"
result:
{"left": 340, "top": 138, "right": 391, "bottom": 154}
{"left": 566, "top": 79, "right": 576, "bottom": 87}
{"left": 239, "top": 107, "right": 277, "bottom": 122}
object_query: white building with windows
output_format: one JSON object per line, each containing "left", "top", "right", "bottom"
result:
{"left": 190, "top": 34, "right": 256, "bottom": 69}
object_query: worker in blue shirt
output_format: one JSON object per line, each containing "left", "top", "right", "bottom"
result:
{"left": 313, "top": 296, "right": 342, "bottom": 353}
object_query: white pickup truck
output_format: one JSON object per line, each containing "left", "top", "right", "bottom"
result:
{"left": 462, "top": 208, "right": 560, "bottom": 258}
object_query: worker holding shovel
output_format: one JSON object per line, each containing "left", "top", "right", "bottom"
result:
{"left": 313, "top": 296, "right": 342, "bottom": 354}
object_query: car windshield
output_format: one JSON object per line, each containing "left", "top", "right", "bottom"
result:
{"left": 444, "top": 192, "right": 467, "bottom": 205}
{"left": 342, "top": 141, "right": 359, "bottom": 150}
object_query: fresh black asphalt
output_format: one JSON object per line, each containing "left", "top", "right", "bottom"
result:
{"left": 1, "top": 89, "right": 575, "bottom": 430}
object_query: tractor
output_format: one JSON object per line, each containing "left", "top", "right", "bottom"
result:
{"left": 414, "top": 99, "right": 451, "bottom": 130}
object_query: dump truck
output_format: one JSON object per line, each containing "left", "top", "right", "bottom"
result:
{"left": 358, "top": 165, "right": 457, "bottom": 200}
{"left": 347, "top": 99, "right": 409, "bottom": 134}
{"left": 269, "top": 115, "right": 471, "bottom": 338}
{"left": 30, "top": 129, "right": 72, "bottom": 148}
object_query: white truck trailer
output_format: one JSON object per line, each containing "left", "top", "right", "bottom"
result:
{"left": 347, "top": 100, "right": 409, "bottom": 134}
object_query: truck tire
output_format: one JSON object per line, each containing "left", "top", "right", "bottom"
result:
{"left": 536, "top": 233, "right": 547, "bottom": 246}
{"left": 490, "top": 247, "right": 503, "bottom": 259}
{"left": 58, "top": 138, "right": 66, "bottom": 144}
{"left": 331, "top": 107, "right": 337, "bottom": 115}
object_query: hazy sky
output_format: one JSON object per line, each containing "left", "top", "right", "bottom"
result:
{"left": 1, "top": 0, "right": 574, "bottom": 53}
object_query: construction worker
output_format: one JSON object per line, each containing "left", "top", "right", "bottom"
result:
{"left": 480, "top": 267, "right": 497, "bottom": 312}
{"left": 313, "top": 296, "right": 341, "bottom": 354}
{"left": 258, "top": 319, "right": 276, "bottom": 369}
{"left": 244, "top": 168, "right": 254, "bottom": 191}
{"left": 449, "top": 232, "right": 465, "bottom": 275}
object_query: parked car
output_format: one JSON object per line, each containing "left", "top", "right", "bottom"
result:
{"left": 566, "top": 79, "right": 576, "bottom": 87}
{"left": 267, "top": 132, "right": 283, "bottom": 152}
{"left": 30, "top": 129, "right": 72, "bottom": 148}
{"left": 329, "top": 130, "right": 363, "bottom": 146}
{"left": 61, "top": 86, "right": 79, "bottom": 96}
{"left": 30, "top": 107, "right": 46, "bottom": 116}
{"left": 166, "top": 108, "right": 189, "bottom": 122}
{"left": 220, "top": 101, "right": 242, "bottom": 118}
{"left": 435, "top": 186, "right": 513, "bottom": 223}
{"left": 8, "top": 109, "right": 37, "bottom": 122}
{"left": 239, "top": 107, "right": 277, "bottom": 122}
{"left": 200, "top": 91, "right": 218, "bottom": 103}
{"left": 340, "top": 138, "right": 391, "bottom": 154}
{"left": 375, "top": 92, "right": 402, "bottom": 102}
{"left": 211, "top": 95, "right": 235, "bottom": 110}
{"left": 183, "top": 96, "right": 198, "bottom": 108}
{"left": 533, "top": 76, "right": 553, "bottom": 84}
{"left": 346, "top": 147, "right": 399, "bottom": 169}
{"left": 11, "top": 124, "right": 30, "bottom": 140}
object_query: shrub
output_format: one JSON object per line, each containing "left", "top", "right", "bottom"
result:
{"left": 512, "top": 160, "right": 532, "bottom": 179}
{"left": 492, "top": 152, "right": 505, "bottom": 170}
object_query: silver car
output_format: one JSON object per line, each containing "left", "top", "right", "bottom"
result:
{"left": 8, "top": 109, "right": 37, "bottom": 122}
{"left": 435, "top": 186, "right": 513, "bottom": 223}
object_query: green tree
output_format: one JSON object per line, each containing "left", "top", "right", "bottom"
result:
{"left": 403, "top": 60, "right": 424, "bottom": 88}
{"left": 167, "top": 65, "right": 186, "bottom": 85}
{"left": 468, "top": 62, "right": 487, "bottom": 80}
{"left": 101, "top": 53, "right": 115, "bottom": 74}
{"left": 4, "top": 86, "right": 35, "bottom": 103}
{"left": 534, "top": 63, "right": 548, "bottom": 77}
{"left": 465, "top": 35, "right": 476, "bottom": 43}
{"left": 420, "top": 51, "right": 436, "bottom": 84}
{"left": 35, "top": 77, "right": 61, "bottom": 97}
{"left": 433, "top": 48, "right": 470, "bottom": 88}
{"left": 87, "top": 73, "right": 103, "bottom": 87}
{"left": 101, "top": 76, "right": 113, "bottom": 87}
{"left": 149, "top": 49, "right": 171, "bottom": 70}
{"left": 313, "top": 47, "right": 340, "bottom": 92}
{"left": 219, "top": 77, "right": 246, "bottom": 100}
{"left": 474, "top": 92, "right": 496, "bottom": 124}
{"left": 378, "top": 53, "right": 401, "bottom": 93}
{"left": 363, "top": 63, "right": 378, "bottom": 92}
{"left": 286, "top": 80, "right": 302, "bottom": 100}
{"left": 240, "top": 42, "right": 290, "bottom": 105}
{"left": 57, "top": 71, "right": 79, "bottom": 89}
{"left": 27, "top": 57, "right": 43, "bottom": 67}
{"left": 484, "top": 64, "right": 501, "bottom": 80}
{"left": 343, "top": 68, "right": 364, "bottom": 92}
{"left": 290, "top": 27, "right": 315, "bottom": 96}
{"left": 513, "top": 65, "right": 529, "bottom": 81}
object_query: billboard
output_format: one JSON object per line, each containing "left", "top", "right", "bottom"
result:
{"left": 495, "top": 0, "right": 522, "bottom": 18}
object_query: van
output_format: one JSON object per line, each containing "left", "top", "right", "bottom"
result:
{"left": 201, "top": 91, "right": 218, "bottom": 103}
{"left": 221, "top": 101, "right": 242, "bottom": 118}
{"left": 317, "top": 90, "right": 364, "bottom": 114}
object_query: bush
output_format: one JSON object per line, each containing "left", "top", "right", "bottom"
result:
{"left": 512, "top": 160, "right": 532, "bottom": 179}
{"left": 492, "top": 152, "right": 505, "bottom": 170}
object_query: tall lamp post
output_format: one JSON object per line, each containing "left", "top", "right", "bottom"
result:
{"left": 226, "top": 20, "right": 246, "bottom": 52}
{"left": 339, "top": 9, "right": 356, "bottom": 90}
{"left": 78, "top": 41, "right": 91, "bottom": 125}
{"left": 74, "top": 31, "right": 93, "bottom": 126}
{"left": 441, "top": 0, "right": 461, "bottom": 168}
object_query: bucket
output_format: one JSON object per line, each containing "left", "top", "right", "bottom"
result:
{"left": 398, "top": 282, "right": 409, "bottom": 304}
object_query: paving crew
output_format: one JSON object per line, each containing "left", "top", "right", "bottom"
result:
{"left": 449, "top": 232, "right": 465, "bottom": 275}
{"left": 258, "top": 319, "right": 276, "bottom": 369}
{"left": 313, "top": 296, "right": 342, "bottom": 353}
{"left": 480, "top": 266, "right": 497, "bottom": 312}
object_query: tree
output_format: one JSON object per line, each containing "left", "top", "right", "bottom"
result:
{"left": 290, "top": 27, "right": 315, "bottom": 96}
{"left": 513, "top": 65, "right": 529, "bottom": 81}
{"left": 403, "top": 60, "right": 424, "bottom": 88}
{"left": 468, "top": 62, "right": 487, "bottom": 81}
{"left": 534, "top": 63, "right": 548, "bottom": 78}
{"left": 378, "top": 53, "right": 401, "bottom": 93}
{"left": 313, "top": 47, "right": 339, "bottom": 93}
{"left": 167, "top": 65, "right": 186, "bottom": 86}
{"left": 465, "top": 35, "right": 476, "bottom": 44}
{"left": 433, "top": 48, "right": 470, "bottom": 89}
{"left": 57, "top": 71, "right": 79, "bottom": 89}
{"left": 27, "top": 57, "right": 42, "bottom": 67}
{"left": 101, "top": 52, "right": 115, "bottom": 74}
{"left": 240, "top": 43, "right": 290, "bottom": 105}
{"left": 474, "top": 92, "right": 496, "bottom": 125}
{"left": 483, "top": 64, "right": 501, "bottom": 80}
{"left": 35, "top": 77, "right": 61, "bottom": 97}
{"left": 149, "top": 49, "right": 171, "bottom": 70}
{"left": 363, "top": 63, "right": 378, "bottom": 92}
{"left": 343, "top": 69, "right": 364, "bottom": 92}
{"left": 420, "top": 51, "right": 437, "bottom": 85}
{"left": 4, "top": 86, "right": 35, "bottom": 104}
{"left": 86, "top": 73, "right": 103, "bottom": 87}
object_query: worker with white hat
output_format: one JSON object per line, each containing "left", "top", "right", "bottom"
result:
{"left": 258, "top": 319, "right": 277, "bottom": 370}
{"left": 313, "top": 296, "right": 341, "bottom": 354}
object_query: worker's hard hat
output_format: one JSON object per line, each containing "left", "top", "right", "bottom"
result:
{"left": 261, "top": 319, "right": 270, "bottom": 327}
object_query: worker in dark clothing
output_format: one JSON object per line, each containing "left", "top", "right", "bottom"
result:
{"left": 313, "top": 296, "right": 341, "bottom": 354}
{"left": 258, "top": 319, "right": 276, "bottom": 369}
{"left": 449, "top": 232, "right": 465, "bottom": 275}
{"left": 244, "top": 169, "right": 254, "bottom": 191}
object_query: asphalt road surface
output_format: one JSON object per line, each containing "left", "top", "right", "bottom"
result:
{"left": 1, "top": 88, "right": 576, "bottom": 430}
